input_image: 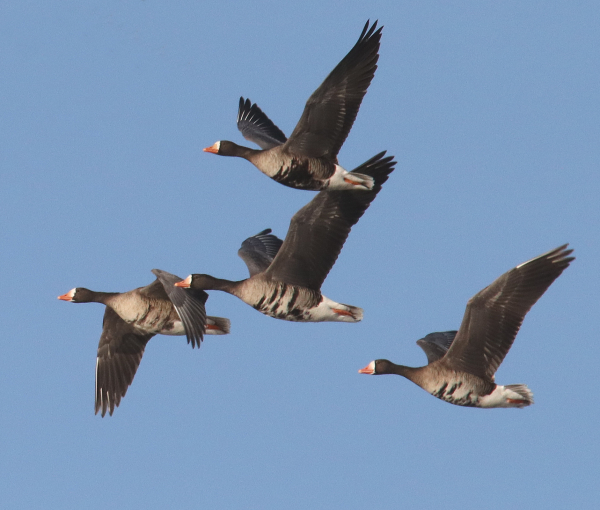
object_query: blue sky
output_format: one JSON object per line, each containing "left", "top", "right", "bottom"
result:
{"left": 1, "top": 1, "right": 598, "bottom": 508}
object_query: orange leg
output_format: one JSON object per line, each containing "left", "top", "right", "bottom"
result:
{"left": 333, "top": 308, "right": 354, "bottom": 317}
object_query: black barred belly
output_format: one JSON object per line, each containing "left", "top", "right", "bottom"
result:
{"left": 252, "top": 284, "right": 321, "bottom": 321}
{"left": 272, "top": 159, "right": 330, "bottom": 190}
{"left": 432, "top": 381, "right": 479, "bottom": 407}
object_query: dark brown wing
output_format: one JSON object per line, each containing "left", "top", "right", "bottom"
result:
{"left": 441, "top": 245, "right": 574, "bottom": 380}
{"left": 151, "top": 269, "right": 208, "bottom": 348}
{"left": 237, "top": 229, "right": 284, "bottom": 276}
{"left": 416, "top": 331, "right": 458, "bottom": 364}
{"left": 95, "top": 307, "right": 154, "bottom": 417}
{"left": 264, "top": 151, "right": 395, "bottom": 289}
{"left": 284, "top": 21, "right": 382, "bottom": 159}
{"left": 237, "top": 97, "right": 287, "bottom": 150}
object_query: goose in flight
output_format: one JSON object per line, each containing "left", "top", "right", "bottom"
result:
{"left": 59, "top": 269, "right": 230, "bottom": 416}
{"left": 204, "top": 21, "right": 383, "bottom": 191}
{"left": 359, "top": 245, "right": 574, "bottom": 408}
{"left": 176, "top": 151, "right": 396, "bottom": 322}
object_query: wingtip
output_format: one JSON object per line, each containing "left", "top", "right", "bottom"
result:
{"left": 516, "top": 244, "right": 575, "bottom": 269}
{"left": 552, "top": 243, "right": 575, "bottom": 261}
{"left": 359, "top": 19, "right": 383, "bottom": 42}
{"left": 185, "top": 325, "right": 204, "bottom": 349}
{"left": 237, "top": 97, "right": 251, "bottom": 121}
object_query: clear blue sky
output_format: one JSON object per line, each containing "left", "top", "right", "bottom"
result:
{"left": 1, "top": 1, "right": 598, "bottom": 509}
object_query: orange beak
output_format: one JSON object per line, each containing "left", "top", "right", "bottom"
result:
{"left": 57, "top": 292, "right": 73, "bottom": 301}
{"left": 203, "top": 142, "right": 219, "bottom": 154}
{"left": 174, "top": 275, "right": 192, "bottom": 288}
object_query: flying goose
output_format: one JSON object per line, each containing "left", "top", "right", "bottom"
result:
{"left": 204, "top": 20, "right": 383, "bottom": 191}
{"left": 176, "top": 151, "right": 396, "bottom": 322}
{"left": 58, "top": 269, "right": 230, "bottom": 416}
{"left": 359, "top": 245, "right": 574, "bottom": 408}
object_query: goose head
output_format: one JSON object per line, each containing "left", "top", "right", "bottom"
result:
{"left": 174, "top": 274, "right": 223, "bottom": 291}
{"left": 58, "top": 287, "right": 96, "bottom": 303}
{"left": 358, "top": 359, "right": 396, "bottom": 375}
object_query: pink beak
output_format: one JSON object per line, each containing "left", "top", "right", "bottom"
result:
{"left": 358, "top": 362, "right": 375, "bottom": 375}
{"left": 203, "top": 143, "right": 219, "bottom": 154}
{"left": 174, "top": 275, "right": 192, "bottom": 288}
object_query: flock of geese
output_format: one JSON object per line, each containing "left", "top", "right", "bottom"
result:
{"left": 59, "top": 21, "right": 574, "bottom": 417}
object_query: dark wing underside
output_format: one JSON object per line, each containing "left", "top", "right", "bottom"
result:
{"left": 264, "top": 151, "right": 395, "bottom": 289}
{"left": 416, "top": 331, "right": 458, "bottom": 364}
{"left": 237, "top": 97, "right": 288, "bottom": 150}
{"left": 441, "top": 245, "right": 574, "bottom": 380}
{"left": 284, "top": 20, "right": 382, "bottom": 159}
{"left": 95, "top": 307, "right": 154, "bottom": 417}
{"left": 238, "top": 228, "right": 285, "bottom": 277}
{"left": 151, "top": 269, "right": 208, "bottom": 348}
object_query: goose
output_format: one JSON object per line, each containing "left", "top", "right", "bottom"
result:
{"left": 204, "top": 20, "right": 383, "bottom": 191}
{"left": 359, "top": 245, "right": 574, "bottom": 408}
{"left": 176, "top": 151, "right": 396, "bottom": 322}
{"left": 58, "top": 269, "right": 230, "bottom": 416}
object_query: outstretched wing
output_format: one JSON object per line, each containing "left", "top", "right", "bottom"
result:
{"left": 238, "top": 228, "right": 284, "bottom": 277}
{"left": 284, "top": 20, "right": 382, "bottom": 159}
{"left": 442, "top": 245, "right": 574, "bottom": 380}
{"left": 95, "top": 307, "right": 154, "bottom": 417}
{"left": 151, "top": 269, "right": 208, "bottom": 348}
{"left": 264, "top": 151, "right": 395, "bottom": 289}
{"left": 237, "top": 97, "right": 287, "bottom": 150}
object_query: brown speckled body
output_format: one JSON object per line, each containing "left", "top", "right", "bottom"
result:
{"left": 105, "top": 293, "right": 185, "bottom": 335}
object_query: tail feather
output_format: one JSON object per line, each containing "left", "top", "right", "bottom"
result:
{"left": 345, "top": 304, "right": 364, "bottom": 322}
{"left": 344, "top": 171, "right": 375, "bottom": 190}
{"left": 505, "top": 384, "right": 534, "bottom": 407}
{"left": 205, "top": 316, "right": 231, "bottom": 335}
{"left": 331, "top": 304, "right": 363, "bottom": 322}
{"left": 349, "top": 151, "right": 396, "bottom": 190}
